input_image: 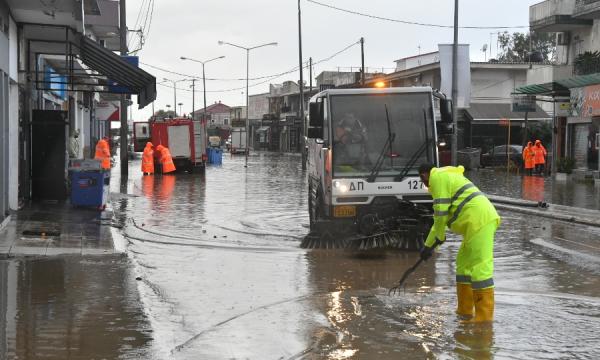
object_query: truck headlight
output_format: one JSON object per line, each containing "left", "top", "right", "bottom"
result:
{"left": 333, "top": 181, "right": 348, "bottom": 193}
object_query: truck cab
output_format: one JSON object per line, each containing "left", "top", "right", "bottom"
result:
{"left": 306, "top": 86, "right": 453, "bottom": 248}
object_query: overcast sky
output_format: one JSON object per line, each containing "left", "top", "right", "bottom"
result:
{"left": 128, "top": 0, "right": 541, "bottom": 120}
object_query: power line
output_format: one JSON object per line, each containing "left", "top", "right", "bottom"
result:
{"left": 306, "top": 0, "right": 529, "bottom": 29}
{"left": 143, "top": 39, "right": 360, "bottom": 83}
{"left": 152, "top": 39, "right": 361, "bottom": 94}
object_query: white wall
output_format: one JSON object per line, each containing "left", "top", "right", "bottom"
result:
{"left": 395, "top": 52, "right": 440, "bottom": 71}
{"left": 248, "top": 93, "right": 269, "bottom": 120}
{"left": 471, "top": 68, "right": 527, "bottom": 103}
{"left": 8, "top": 16, "right": 18, "bottom": 210}
{"left": 211, "top": 112, "right": 230, "bottom": 126}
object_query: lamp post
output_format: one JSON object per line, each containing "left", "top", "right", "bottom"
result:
{"left": 163, "top": 77, "right": 189, "bottom": 116}
{"left": 180, "top": 55, "right": 225, "bottom": 120}
{"left": 217, "top": 40, "right": 277, "bottom": 167}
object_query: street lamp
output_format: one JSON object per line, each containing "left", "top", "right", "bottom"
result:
{"left": 163, "top": 77, "right": 189, "bottom": 116}
{"left": 180, "top": 55, "right": 225, "bottom": 120}
{"left": 218, "top": 40, "right": 277, "bottom": 167}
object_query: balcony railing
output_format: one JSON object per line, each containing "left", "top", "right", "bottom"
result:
{"left": 530, "top": 0, "right": 592, "bottom": 31}
{"left": 574, "top": 0, "right": 600, "bottom": 18}
{"left": 530, "top": 0, "right": 575, "bottom": 22}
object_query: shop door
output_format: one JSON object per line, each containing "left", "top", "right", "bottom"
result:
{"left": 31, "top": 110, "right": 67, "bottom": 200}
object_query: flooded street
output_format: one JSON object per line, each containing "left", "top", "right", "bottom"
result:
{"left": 110, "top": 153, "right": 600, "bottom": 359}
{"left": 0, "top": 255, "right": 153, "bottom": 359}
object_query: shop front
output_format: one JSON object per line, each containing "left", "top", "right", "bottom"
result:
{"left": 569, "top": 85, "right": 600, "bottom": 171}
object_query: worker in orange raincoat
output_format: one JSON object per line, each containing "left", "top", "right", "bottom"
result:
{"left": 533, "top": 140, "right": 547, "bottom": 175}
{"left": 94, "top": 136, "right": 111, "bottom": 170}
{"left": 522, "top": 141, "right": 535, "bottom": 176}
{"left": 155, "top": 144, "right": 176, "bottom": 174}
{"left": 141, "top": 142, "right": 154, "bottom": 175}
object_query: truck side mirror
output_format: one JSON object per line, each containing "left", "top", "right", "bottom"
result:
{"left": 309, "top": 102, "right": 323, "bottom": 127}
{"left": 307, "top": 127, "right": 323, "bottom": 139}
{"left": 440, "top": 98, "right": 453, "bottom": 124}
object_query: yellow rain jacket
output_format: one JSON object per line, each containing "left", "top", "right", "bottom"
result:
{"left": 424, "top": 166, "right": 500, "bottom": 248}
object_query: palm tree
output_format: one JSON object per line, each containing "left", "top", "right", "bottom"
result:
{"left": 574, "top": 51, "right": 600, "bottom": 75}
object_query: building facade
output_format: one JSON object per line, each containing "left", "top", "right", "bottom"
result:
{"left": 527, "top": 0, "right": 600, "bottom": 174}
{"left": 0, "top": 0, "right": 155, "bottom": 222}
{"left": 373, "top": 57, "right": 549, "bottom": 155}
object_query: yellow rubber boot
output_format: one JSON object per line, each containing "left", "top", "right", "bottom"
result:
{"left": 470, "top": 288, "right": 494, "bottom": 323}
{"left": 456, "top": 283, "right": 474, "bottom": 319}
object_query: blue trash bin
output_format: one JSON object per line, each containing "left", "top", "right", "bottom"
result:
{"left": 212, "top": 148, "right": 223, "bottom": 165}
{"left": 70, "top": 170, "right": 110, "bottom": 208}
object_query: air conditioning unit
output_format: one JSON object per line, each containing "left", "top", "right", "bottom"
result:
{"left": 557, "top": 32, "right": 570, "bottom": 46}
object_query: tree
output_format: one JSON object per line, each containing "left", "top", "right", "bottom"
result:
{"left": 574, "top": 51, "right": 600, "bottom": 75}
{"left": 497, "top": 32, "right": 556, "bottom": 62}
{"left": 151, "top": 109, "right": 176, "bottom": 120}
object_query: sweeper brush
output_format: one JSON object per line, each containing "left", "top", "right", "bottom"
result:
{"left": 301, "top": 202, "right": 433, "bottom": 251}
{"left": 301, "top": 229, "right": 423, "bottom": 250}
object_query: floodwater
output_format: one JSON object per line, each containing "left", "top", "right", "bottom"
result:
{"left": 108, "top": 153, "right": 600, "bottom": 359}
{"left": 468, "top": 168, "right": 600, "bottom": 210}
{"left": 0, "top": 255, "right": 153, "bottom": 359}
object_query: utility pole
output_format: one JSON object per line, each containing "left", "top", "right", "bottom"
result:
{"left": 309, "top": 57, "right": 313, "bottom": 92}
{"left": 119, "top": 0, "right": 128, "bottom": 176}
{"left": 191, "top": 79, "right": 195, "bottom": 119}
{"left": 298, "top": 0, "right": 306, "bottom": 170}
{"left": 202, "top": 63, "right": 207, "bottom": 121}
{"left": 451, "top": 0, "right": 459, "bottom": 166}
{"left": 360, "top": 37, "right": 365, "bottom": 86}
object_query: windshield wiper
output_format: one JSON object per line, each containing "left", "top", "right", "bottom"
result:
{"left": 366, "top": 104, "right": 395, "bottom": 183}
{"left": 394, "top": 109, "right": 431, "bottom": 182}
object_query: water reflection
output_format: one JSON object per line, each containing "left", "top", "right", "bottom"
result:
{"left": 521, "top": 175, "right": 545, "bottom": 202}
{"left": 0, "top": 256, "right": 153, "bottom": 359}
{"left": 454, "top": 325, "right": 494, "bottom": 360}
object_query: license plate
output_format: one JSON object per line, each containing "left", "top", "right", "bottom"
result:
{"left": 334, "top": 205, "right": 356, "bottom": 218}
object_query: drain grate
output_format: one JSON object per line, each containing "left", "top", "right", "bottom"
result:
{"left": 22, "top": 230, "right": 61, "bottom": 237}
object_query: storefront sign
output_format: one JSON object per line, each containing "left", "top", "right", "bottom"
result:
{"left": 571, "top": 85, "right": 600, "bottom": 117}
{"left": 556, "top": 102, "right": 571, "bottom": 117}
{"left": 96, "top": 101, "right": 120, "bottom": 121}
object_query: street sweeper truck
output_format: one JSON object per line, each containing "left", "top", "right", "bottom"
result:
{"left": 303, "top": 86, "right": 454, "bottom": 250}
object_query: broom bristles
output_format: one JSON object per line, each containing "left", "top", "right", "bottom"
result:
{"left": 300, "top": 229, "right": 420, "bottom": 251}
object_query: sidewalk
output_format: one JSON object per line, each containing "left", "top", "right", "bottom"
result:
{"left": 0, "top": 202, "right": 116, "bottom": 257}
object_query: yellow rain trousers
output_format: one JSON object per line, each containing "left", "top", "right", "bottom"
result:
{"left": 424, "top": 166, "right": 500, "bottom": 290}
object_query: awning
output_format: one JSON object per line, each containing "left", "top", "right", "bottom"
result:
{"left": 514, "top": 82, "right": 570, "bottom": 97}
{"left": 515, "top": 73, "right": 600, "bottom": 96}
{"left": 557, "top": 73, "right": 600, "bottom": 89}
{"left": 465, "top": 103, "right": 551, "bottom": 125}
{"left": 257, "top": 126, "right": 270, "bottom": 132}
{"left": 78, "top": 35, "right": 156, "bottom": 108}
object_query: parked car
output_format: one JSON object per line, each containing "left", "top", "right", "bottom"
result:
{"left": 481, "top": 145, "right": 523, "bottom": 167}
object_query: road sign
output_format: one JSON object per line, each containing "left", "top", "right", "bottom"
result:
{"left": 512, "top": 94, "right": 536, "bottom": 112}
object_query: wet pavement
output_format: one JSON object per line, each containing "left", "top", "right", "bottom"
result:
{"left": 0, "top": 203, "right": 116, "bottom": 257}
{"left": 107, "top": 153, "right": 600, "bottom": 359}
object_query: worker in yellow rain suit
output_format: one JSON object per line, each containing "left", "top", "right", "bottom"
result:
{"left": 418, "top": 164, "right": 501, "bottom": 322}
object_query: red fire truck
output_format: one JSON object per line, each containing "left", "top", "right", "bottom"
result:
{"left": 144, "top": 118, "right": 207, "bottom": 173}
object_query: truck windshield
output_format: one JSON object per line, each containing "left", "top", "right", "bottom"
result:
{"left": 330, "top": 92, "right": 434, "bottom": 178}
